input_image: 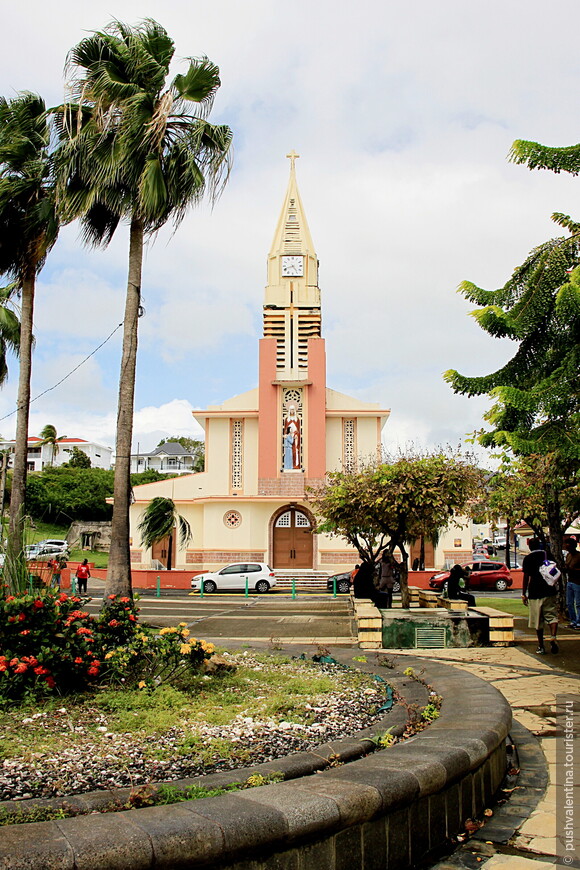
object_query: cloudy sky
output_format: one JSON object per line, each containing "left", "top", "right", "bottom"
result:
{"left": 1, "top": 0, "right": 579, "bottom": 460}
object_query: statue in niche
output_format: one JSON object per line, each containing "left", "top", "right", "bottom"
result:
{"left": 283, "top": 403, "right": 301, "bottom": 470}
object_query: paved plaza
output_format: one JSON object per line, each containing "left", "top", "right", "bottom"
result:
{"left": 83, "top": 580, "right": 578, "bottom": 867}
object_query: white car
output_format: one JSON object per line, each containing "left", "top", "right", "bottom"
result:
{"left": 37, "top": 539, "right": 69, "bottom": 554}
{"left": 191, "top": 562, "right": 276, "bottom": 594}
{"left": 24, "top": 543, "right": 67, "bottom": 561}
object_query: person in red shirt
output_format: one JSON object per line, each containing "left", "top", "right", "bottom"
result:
{"left": 75, "top": 559, "right": 91, "bottom": 595}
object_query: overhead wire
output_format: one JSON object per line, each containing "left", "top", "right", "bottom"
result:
{"left": 0, "top": 321, "right": 123, "bottom": 423}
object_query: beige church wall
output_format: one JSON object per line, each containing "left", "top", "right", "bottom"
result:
{"left": 316, "top": 528, "right": 359, "bottom": 572}
{"left": 356, "top": 417, "right": 382, "bottom": 464}
{"left": 433, "top": 518, "right": 473, "bottom": 569}
{"left": 241, "top": 417, "right": 259, "bottom": 495}
{"left": 205, "top": 418, "right": 232, "bottom": 492}
{"left": 213, "top": 387, "right": 258, "bottom": 412}
{"left": 326, "top": 388, "right": 381, "bottom": 412}
{"left": 325, "top": 417, "right": 344, "bottom": 472}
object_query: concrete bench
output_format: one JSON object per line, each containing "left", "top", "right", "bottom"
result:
{"left": 418, "top": 589, "right": 442, "bottom": 609}
{"left": 439, "top": 596, "right": 468, "bottom": 611}
{"left": 473, "top": 605, "right": 515, "bottom": 646}
{"left": 353, "top": 598, "right": 383, "bottom": 649}
{"left": 407, "top": 586, "right": 421, "bottom": 605}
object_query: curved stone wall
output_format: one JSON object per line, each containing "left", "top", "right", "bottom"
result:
{"left": 0, "top": 655, "right": 512, "bottom": 869}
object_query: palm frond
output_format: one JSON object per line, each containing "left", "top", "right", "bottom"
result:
{"left": 138, "top": 496, "right": 192, "bottom": 549}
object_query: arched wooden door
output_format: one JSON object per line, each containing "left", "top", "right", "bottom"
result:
{"left": 273, "top": 508, "right": 313, "bottom": 569}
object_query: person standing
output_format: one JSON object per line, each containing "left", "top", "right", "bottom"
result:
{"left": 522, "top": 538, "right": 559, "bottom": 654}
{"left": 75, "top": 559, "right": 91, "bottom": 595}
{"left": 378, "top": 552, "right": 396, "bottom": 608}
{"left": 50, "top": 556, "right": 66, "bottom": 590}
{"left": 565, "top": 536, "right": 580, "bottom": 629}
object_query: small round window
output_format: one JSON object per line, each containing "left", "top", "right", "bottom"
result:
{"left": 223, "top": 510, "right": 242, "bottom": 529}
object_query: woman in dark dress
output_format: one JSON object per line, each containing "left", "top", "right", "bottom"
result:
{"left": 446, "top": 564, "right": 475, "bottom": 607}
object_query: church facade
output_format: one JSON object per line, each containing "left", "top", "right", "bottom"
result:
{"left": 128, "top": 154, "right": 390, "bottom": 573}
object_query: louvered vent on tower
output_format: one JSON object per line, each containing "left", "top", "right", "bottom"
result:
{"left": 283, "top": 201, "right": 302, "bottom": 253}
{"left": 297, "top": 311, "right": 321, "bottom": 368}
{"left": 263, "top": 311, "right": 287, "bottom": 368}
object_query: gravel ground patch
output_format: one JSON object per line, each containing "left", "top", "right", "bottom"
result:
{"left": 0, "top": 653, "right": 389, "bottom": 800}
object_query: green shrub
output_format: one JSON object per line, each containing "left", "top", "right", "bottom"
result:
{"left": 0, "top": 591, "right": 214, "bottom": 700}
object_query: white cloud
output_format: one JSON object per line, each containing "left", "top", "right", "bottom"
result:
{"left": 1, "top": 0, "right": 579, "bottom": 458}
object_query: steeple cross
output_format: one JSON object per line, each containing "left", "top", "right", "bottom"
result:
{"left": 286, "top": 149, "right": 300, "bottom": 170}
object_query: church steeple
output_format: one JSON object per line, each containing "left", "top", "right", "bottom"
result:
{"left": 263, "top": 153, "right": 321, "bottom": 381}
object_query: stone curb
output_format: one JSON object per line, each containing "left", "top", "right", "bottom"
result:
{"left": 0, "top": 654, "right": 512, "bottom": 869}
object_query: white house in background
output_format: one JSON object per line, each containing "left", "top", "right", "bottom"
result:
{"left": 130, "top": 442, "right": 200, "bottom": 476}
{"left": 0, "top": 437, "right": 113, "bottom": 471}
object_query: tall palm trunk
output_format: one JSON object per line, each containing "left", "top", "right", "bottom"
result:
{"left": 106, "top": 216, "right": 143, "bottom": 597}
{"left": 9, "top": 269, "right": 35, "bottom": 549}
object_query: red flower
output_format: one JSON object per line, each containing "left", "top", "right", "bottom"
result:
{"left": 34, "top": 666, "right": 49, "bottom": 676}
{"left": 128, "top": 614, "right": 136, "bottom": 622}
{"left": 58, "top": 593, "right": 68, "bottom": 603}
{"left": 108, "top": 619, "right": 120, "bottom": 627}
{"left": 120, "top": 597, "right": 130, "bottom": 603}
{"left": 9, "top": 658, "right": 18, "bottom": 667}
{"left": 76, "top": 627, "right": 92, "bottom": 636}
{"left": 0, "top": 662, "right": 7, "bottom": 672}
{"left": 8, "top": 616, "right": 16, "bottom": 623}
{"left": 19, "top": 630, "right": 31, "bottom": 636}
{"left": 45, "top": 676, "right": 56, "bottom": 688}
{"left": 5, "top": 595, "right": 14, "bottom": 602}
{"left": 18, "top": 613, "right": 26, "bottom": 622}
{"left": 87, "top": 666, "right": 99, "bottom": 677}
{"left": 14, "top": 663, "right": 28, "bottom": 674}
{"left": 108, "top": 595, "right": 116, "bottom": 600}
{"left": 32, "top": 600, "right": 44, "bottom": 610}
{"left": 74, "top": 657, "right": 83, "bottom": 664}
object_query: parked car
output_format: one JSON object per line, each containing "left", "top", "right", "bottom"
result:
{"left": 191, "top": 562, "right": 276, "bottom": 593}
{"left": 24, "top": 543, "right": 68, "bottom": 561}
{"left": 37, "top": 539, "right": 68, "bottom": 553}
{"left": 327, "top": 567, "right": 401, "bottom": 594}
{"left": 493, "top": 537, "right": 507, "bottom": 549}
{"left": 326, "top": 571, "right": 352, "bottom": 594}
{"left": 429, "top": 561, "right": 513, "bottom": 593}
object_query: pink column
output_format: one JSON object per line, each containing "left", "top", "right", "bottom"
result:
{"left": 306, "top": 338, "right": 326, "bottom": 478}
{"left": 258, "top": 338, "right": 280, "bottom": 478}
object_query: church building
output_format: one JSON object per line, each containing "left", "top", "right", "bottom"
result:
{"left": 128, "top": 154, "right": 390, "bottom": 573}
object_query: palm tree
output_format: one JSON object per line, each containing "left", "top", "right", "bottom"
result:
{"left": 55, "top": 19, "right": 232, "bottom": 596}
{"left": 0, "top": 93, "right": 59, "bottom": 550}
{"left": 138, "top": 496, "right": 192, "bottom": 570}
{"left": 0, "top": 284, "right": 21, "bottom": 385}
{"left": 38, "top": 423, "right": 67, "bottom": 466}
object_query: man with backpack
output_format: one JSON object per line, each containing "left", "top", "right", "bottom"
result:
{"left": 522, "top": 537, "right": 559, "bottom": 655}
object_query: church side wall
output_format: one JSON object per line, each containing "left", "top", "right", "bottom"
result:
{"left": 242, "top": 417, "right": 259, "bottom": 495}
{"left": 325, "top": 417, "right": 344, "bottom": 471}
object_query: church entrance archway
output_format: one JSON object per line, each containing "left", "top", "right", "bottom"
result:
{"left": 272, "top": 508, "right": 313, "bottom": 569}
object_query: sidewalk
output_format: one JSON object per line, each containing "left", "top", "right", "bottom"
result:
{"left": 391, "top": 638, "right": 580, "bottom": 868}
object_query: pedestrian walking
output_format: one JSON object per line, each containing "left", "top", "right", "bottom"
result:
{"left": 75, "top": 559, "right": 90, "bottom": 595}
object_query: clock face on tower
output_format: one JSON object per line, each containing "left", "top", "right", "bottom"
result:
{"left": 281, "top": 255, "right": 304, "bottom": 277}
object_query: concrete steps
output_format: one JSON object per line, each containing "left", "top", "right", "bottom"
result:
{"left": 273, "top": 569, "right": 332, "bottom": 590}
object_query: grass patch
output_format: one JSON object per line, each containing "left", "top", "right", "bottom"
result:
{"left": 12, "top": 519, "right": 110, "bottom": 567}
{"left": 0, "top": 653, "right": 380, "bottom": 765}
{"left": 475, "top": 597, "right": 527, "bottom": 618}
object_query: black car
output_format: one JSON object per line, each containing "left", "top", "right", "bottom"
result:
{"left": 326, "top": 572, "right": 351, "bottom": 594}
{"left": 326, "top": 569, "right": 401, "bottom": 594}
